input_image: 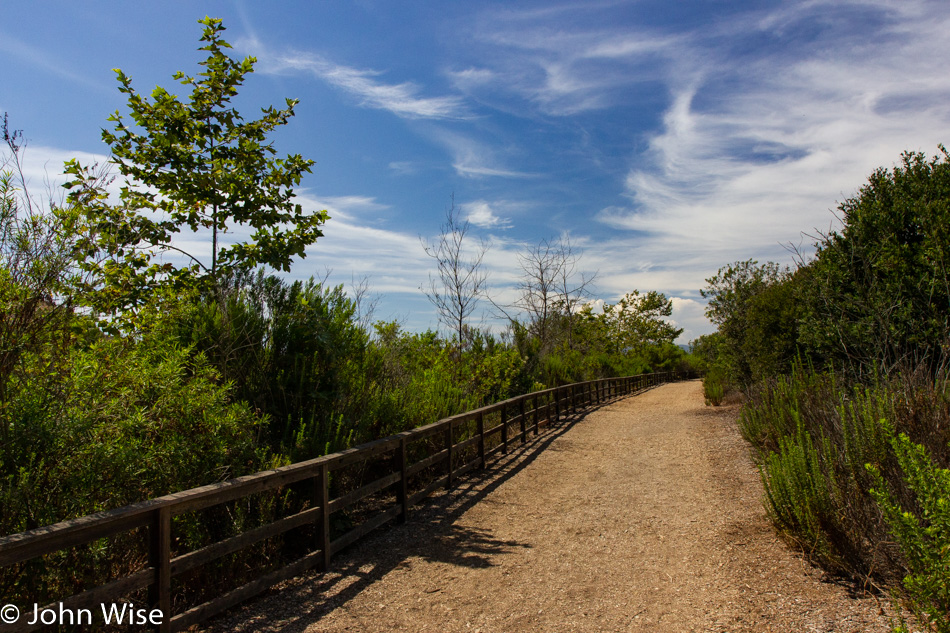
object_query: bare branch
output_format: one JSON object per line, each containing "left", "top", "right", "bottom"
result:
{"left": 421, "top": 196, "right": 490, "bottom": 357}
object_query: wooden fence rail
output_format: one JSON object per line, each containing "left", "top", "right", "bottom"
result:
{"left": 0, "top": 372, "right": 680, "bottom": 632}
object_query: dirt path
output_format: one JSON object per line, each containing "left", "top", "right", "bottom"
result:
{"left": 204, "top": 381, "right": 891, "bottom": 632}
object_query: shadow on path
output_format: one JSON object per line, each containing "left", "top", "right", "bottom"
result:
{"left": 202, "top": 390, "right": 657, "bottom": 633}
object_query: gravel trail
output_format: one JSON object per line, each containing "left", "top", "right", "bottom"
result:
{"left": 203, "top": 380, "right": 891, "bottom": 632}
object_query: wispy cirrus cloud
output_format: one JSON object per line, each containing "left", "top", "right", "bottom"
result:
{"left": 255, "top": 1, "right": 950, "bottom": 344}
{"left": 597, "top": 0, "right": 950, "bottom": 280}
{"left": 242, "top": 37, "right": 466, "bottom": 120}
{"left": 433, "top": 0, "right": 950, "bottom": 342}
{"left": 0, "top": 32, "right": 108, "bottom": 92}
{"left": 448, "top": 9, "right": 684, "bottom": 116}
{"left": 426, "top": 127, "right": 537, "bottom": 179}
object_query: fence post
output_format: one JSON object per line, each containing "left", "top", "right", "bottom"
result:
{"left": 445, "top": 421, "right": 454, "bottom": 489}
{"left": 149, "top": 506, "right": 171, "bottom": 633}
{"left": 533, "top": 394, "right": 539, "bottom": 435}
{"left": 478, "top": 411, "right": 486, "bottom": 469}
{"left": 519, "top": 397, "right": 527, "bottom": 444}
{"left": 501, "top": 403, "right": 509, "bottom": 454}
{"left": 396, "top": 437, "right": 408, "bottom": 524}
{"left": 554, "top": 387, "right": 560, "bottom": 422}
{"left": 317, "top": 463, "right": 331, "bottom": 570}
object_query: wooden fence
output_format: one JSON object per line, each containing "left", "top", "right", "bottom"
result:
{"left": 0, "top": 372, "right": 677, "bottom": 632}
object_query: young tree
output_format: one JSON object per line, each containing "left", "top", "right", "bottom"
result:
{"left": 62, "top": 17, "right": 328, "bottom": 320}
{"left": 600, "top": 290, "right": 683, "bottom": 357}
{"left": 421, "top": 198, "right": 489, "bottom": 359}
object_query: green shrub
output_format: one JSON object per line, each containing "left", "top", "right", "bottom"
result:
{"left": 761, "top": 419, "right": 838, "bottom": 562}
{"left": 0, "top": 332, "right": 267, "bottom": 536}
{"left": 869, "top": 427, "right": 950, "bottom": 632}
{"left": 702, "top": 368, "right": 727, "bottom": 406}
{"left": 740, "top": 367, "right": 912, "bottom": 581}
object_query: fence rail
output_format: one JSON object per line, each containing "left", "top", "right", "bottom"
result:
{"left": 0, "top": 372, "right": 680, "bottom": 632}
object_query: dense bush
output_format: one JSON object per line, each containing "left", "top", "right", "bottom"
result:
{"left": 702, "top": 368, "right": 727, "bottom": 406}
{"left": 740, "top": 367, "right": 898, "bottom": 579}
{"left": 0, "top": 326, "right": 268, "bottom": 537}
{"left": 799, "top": 147, "right": 950, "bottom": 374}
{"left": 701, "top": 260, "right": 801, "bottom": 387}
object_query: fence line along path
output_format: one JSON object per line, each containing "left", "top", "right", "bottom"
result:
{"left": 202, "top": 381, "right": 893, "bottom": 633}
{"left": 0, "top": 373, "right": 670, "bottom": 633}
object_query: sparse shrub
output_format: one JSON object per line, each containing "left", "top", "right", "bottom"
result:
{"left": 760, "top": 419, "right": 838, "bottom": 562}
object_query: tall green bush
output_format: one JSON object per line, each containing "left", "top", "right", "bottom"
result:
{"left": 0, "top": 329, "right": 267, "bottom": 536}
{"left": 799, "top": 147, "right": 950, "bottom": 373}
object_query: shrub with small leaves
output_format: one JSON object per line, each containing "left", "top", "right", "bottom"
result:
{"left": 869, "top": 426, "right": 950, "bottom": 632}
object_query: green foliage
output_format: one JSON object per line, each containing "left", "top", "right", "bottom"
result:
{"left": 1, "top": 327, "right": 266, "bottom": 536}
{"left": 579, "top": 290, "right": 682, "bottom": 358}
{"left": 869, "top": 427, "right": 950, "bottom": 632}
{"left": 740, "top": 367, "right": 909, "bottom": 579}
{"left": 701, "top": 259, "right": 800, "bottom": 386}
{"left": 760, "top": 419, "right": 838, "bottom": 562}
{"left": 702, "top": 368, "right": 727, "bottom": 406}
{"left": 62, "top": 18, "right": 328, "bottom": 321}
{"left": 153, "top": 270, "right": 377, "bottom": 459}
{"left": 800, "top": 147, "right": 950, "bottom": 373}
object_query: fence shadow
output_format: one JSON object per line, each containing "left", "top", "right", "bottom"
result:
{"left": 201, "top": 408, "right": 600, "bottom": 632}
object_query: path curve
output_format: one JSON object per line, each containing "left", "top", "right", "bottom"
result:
{"left": 203, "top": 381, "right": 890, "bottom": 632}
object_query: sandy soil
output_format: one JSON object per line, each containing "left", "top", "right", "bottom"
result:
{"left": 202, "top": 380, "right": 892, "bottom": 632}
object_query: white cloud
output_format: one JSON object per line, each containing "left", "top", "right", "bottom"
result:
{"left": 242, "top": 38, "right": 466, "bottom": 120}
{"left": 585, "top": 0, "right": 950, "bottom": 301}
{"left": 8, "top": 145, "right": 113, "bottom": 210}
{"left": 448, "top": 67, "right": 496, "bottom": 89}
{"left": 669, "top": 297, "right": 711, "bottom": 344}
{"left": 309, "top": 195, "right": 389, "bottom": 221}
{"left": 387, "top": 161, "right": 418, "bottom": 175}
{"left": 453, "top": 9, "right": 684, "bottom": 116}
{"left": 425, "top": 127, "right": 536, "bottom": 179}
{"left": 461, "top": 200, "right": 513, "bottom": 229}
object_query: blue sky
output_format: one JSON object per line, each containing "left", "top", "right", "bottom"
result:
{"left": 3, "top": 1, "right": 949, "bottom": 342}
